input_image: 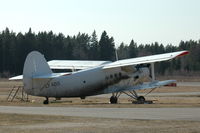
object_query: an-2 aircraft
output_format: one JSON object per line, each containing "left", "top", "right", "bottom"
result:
{"left": 10, "top": 50, "right": 189, "bottom": 104}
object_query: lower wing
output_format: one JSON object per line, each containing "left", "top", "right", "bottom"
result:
{"left": 101, "top": 80, "right": 176, "bottom": 94}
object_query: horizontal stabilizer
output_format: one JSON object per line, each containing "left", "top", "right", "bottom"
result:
{"left": 32, "top": 73, "right": 70, "bottom": 79}
{"left": 9, "top": 73, "right": 71, "bottom": 80}
{"left": 9, "top": 75, "right": 23, "bottom": 80}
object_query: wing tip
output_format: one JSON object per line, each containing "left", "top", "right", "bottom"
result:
{"left": 176, "top": 51, "right": 189, "bottom": 57}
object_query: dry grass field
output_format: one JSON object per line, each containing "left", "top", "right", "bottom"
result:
{"left": 1, "top": 113, "right": 200, "bottom": 133}
{"left": 0, "top": 79, "right": 200, "bottom": 133}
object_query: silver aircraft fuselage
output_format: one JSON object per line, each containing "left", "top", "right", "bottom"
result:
{"left": 26, "top": 65, "right": 149, "bottom": 98}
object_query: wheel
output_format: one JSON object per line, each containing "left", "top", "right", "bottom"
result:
{"left": 110, "top": 96, "right": 118, "bottom": 104}
{"left": 137, "top": 96, "right": 145, "bottom": 102}
{"left": 43, "top": 100, "right": 49, "bottom": 104}
{"left": 43, "top": 97, "right": 49, "bottom": 104}
{"left": 80, "top": 96, "right": 86, "bottom": 100}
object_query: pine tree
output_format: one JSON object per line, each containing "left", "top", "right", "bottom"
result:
{"left": 89, "top": 30, "right": 99, "bottom": 60}
{"left": 117, "top": 42, "right": 129, "bottom": 59}
{"left": 99, "top": 31, "right": 115, "bottom": 61}
{"left": 129, "top": 39, "right": 138, "bottom": 58}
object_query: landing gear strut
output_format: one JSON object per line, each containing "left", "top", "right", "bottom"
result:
{"left": 111, "top": 90, "right": 153, "bottom": 104}
{"left": 123, "top": 91, "right": 146, "bottom": 104}
{"left": 43, "top": 97, "right": 49, "bottom": 104}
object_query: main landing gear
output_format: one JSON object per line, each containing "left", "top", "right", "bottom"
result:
{"left": 110, "top": 90, "right": 153, "bottom": 104}
{"left": 137, "top": 96, "right": 145, "bottom": 102}
{"left": 43, "top": 97, "right": 49, "bottom": 104}
{"left": 110, "top": 96, "right": 118, "bottom": 104}
{"left": 110, "top": 92, "right": 121, "bottom": 104}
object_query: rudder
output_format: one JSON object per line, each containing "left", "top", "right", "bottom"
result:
{"left": 23, "top": 51, "right": 52, "bottom": 94}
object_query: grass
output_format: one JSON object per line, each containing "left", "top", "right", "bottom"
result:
{"left": 0, "top": 113, "right": 200, "bottom": 133}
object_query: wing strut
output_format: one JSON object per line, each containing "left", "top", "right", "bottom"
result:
{"left": 151, "top": 63, "right": 155, "bottom": 81}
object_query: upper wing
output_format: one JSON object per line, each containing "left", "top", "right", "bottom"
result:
{"left": 103, "top": 51, "right": 189, "bottom": 69}
{"left": 9, "top": 51, "right": 188, "bottom": 80}
{"left": 48, "top": 60, "right": 111, "bottom": 70}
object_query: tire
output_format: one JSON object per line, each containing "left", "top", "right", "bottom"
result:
{"left": 137, "top": 96, "right": 145, "bottom": 102}
{"left": 43, "top": 99, "right": 49, "bottom": 104}
{"left": 110, "top": 96, "right": 118, "bottom": 104}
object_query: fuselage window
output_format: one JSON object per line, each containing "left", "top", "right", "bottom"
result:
{"left": 119, "top": 72, "right": 122, "bottom": 77}
{"left": 110, "top": 75, "right": 113, "bottom": 79}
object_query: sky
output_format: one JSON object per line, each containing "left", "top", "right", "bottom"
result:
{"left": 0, "top": 0, "right": 200, "bottom": 46}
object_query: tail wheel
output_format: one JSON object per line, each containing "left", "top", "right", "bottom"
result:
{"left": 110, "top": 96, "right": 118, "bottom": 104}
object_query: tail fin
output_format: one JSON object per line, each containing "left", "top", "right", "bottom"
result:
{"left": 23, "top": 51, "right": 52, "bottom": 93}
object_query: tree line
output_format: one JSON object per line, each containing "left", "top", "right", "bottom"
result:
{"left": 0, "top": 28, "right": 200, "bottom": 77}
